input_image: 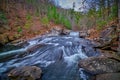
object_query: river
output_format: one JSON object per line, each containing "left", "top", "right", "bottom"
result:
{"left": 0, "top": 32, "right": 100, "bottom": 80}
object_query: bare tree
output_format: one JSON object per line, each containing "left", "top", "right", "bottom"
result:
{"left": 118, "top": 0, "right": 120, "bottom": 25}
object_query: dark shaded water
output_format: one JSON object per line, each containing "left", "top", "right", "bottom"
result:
{"left": 0, "top": 34, "right": 99, "bottom": 80}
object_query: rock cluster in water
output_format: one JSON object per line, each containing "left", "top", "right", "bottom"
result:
{"left": 8, "top": 66, "right": 42, "bottom": 80}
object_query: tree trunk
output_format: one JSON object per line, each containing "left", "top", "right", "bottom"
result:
{"left": 100, "top": 0, "right": 105, "bottom": 20}
{"left": 107, "top": 0, "right": 110, "bottom": 17}
{"left": 118, "top": 0, "right": 120, "bottom": 25}
{"left": 114, "top": 0, "right": 119, "bottom": 23}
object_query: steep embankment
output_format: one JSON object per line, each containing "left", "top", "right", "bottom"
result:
{"left": 0, "top": 1, "right": 64, "bottom": 45}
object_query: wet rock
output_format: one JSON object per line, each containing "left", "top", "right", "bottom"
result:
{"left": 79, "top": 31, "right": 88, "bottom": 38}
{"left": 96, "top": 73, "right": 120, "bottom": 80}
{"left": 95, "top": 25, "right": 119, "bottom": 52}
{"left": 49, "top": 28, "right": 62, "bottom": 36}
{"left": 79, "top": 57, "right": 120, "bottom": 75}
{"left": 100, "top": 25, "right": 117, "bottom": 39}
{"left": 10, "top": 39, "right": 28, "bottom": 47}
{"left": 26, "top": 43, "right": 46, "bottom": 53}
{"left": 8, "top": 66, "right": 42, "bottom": 80}
{"left": 60, "top": 29, "right": 71, "bottom": 35}
{"left": 99, "top": 50, "right": 120, "bottom": 61}
{"left": 96, "top": 36, "right": 119, "bottom": 52}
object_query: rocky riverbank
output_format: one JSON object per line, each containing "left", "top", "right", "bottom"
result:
{"left": 79, "top": 25, "right": 120, "bottom": 80}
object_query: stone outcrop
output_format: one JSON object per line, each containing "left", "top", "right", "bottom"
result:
{"left": 79, "top": 57, "right": 120, "bottom": 75}
{"left": 94, "top": 25, "right": 119, "bottom": 52}
{"left": 78, "top": 25, "right": 120, "bottom": 80}
{"left": 100, "top": 50, "right": 120, "bottom": 61}
{"left": 96, "top": 73, "right": 120, "bottom": 80}
{"left": 8, "top": 66, "right": 42, "bottom": 80}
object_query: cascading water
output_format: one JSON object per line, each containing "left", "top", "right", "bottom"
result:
{"left": 0, "top": 33, "right": 99, "bottom": 80}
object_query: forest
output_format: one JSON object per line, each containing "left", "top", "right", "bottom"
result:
{"left": 0, "top": 0, "right": 120, "bottom": 80}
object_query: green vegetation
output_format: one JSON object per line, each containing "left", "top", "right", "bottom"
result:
{"left": 25, "top": 1, "right": 72, "bottom": 29}
{"left": 14, "top": 33, "right": 21, "bottom": 39}
{"left": 24, "top": 21, "right": 32, "bottom": 29}
{"left": 24, "top": 0, "right": 118, "bottom": 30}
{"left": 41, "top": 16, "right": 49, "bottom": 27}
{"left": 62, "top": 18, "right": 71, "bottom": 29}
{"left": 47, "top": 6, "right": 72, "bottom": 29}
{"left": 24, "top": 13, "right": 33, "bottom": 29}
{"left": 26, "top": 14, "right": 32, "bottom": 20}
{"left": 17, "top": 26, "right": 22, "bottom": 33}
{"left": 96, "top": 21, "right": 107, "bottom": 30}
{"left": 0, "top": 11, "right": 8, "bottom": 24}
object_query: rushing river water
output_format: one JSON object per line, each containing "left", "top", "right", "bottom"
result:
{"left": 0, "top": 33, "right": 99, "bottom": 80}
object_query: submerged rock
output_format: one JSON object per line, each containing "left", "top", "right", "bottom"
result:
{"left": 8, "top": 66, "right": 42, "bottom": 80}
{"left": 79, "top": 57, "right": 120, "bottom": 75}
{"left": 96, "top": 73, "right": 120, "bottom": 80}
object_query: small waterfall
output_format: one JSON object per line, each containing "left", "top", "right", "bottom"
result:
{"left": 0, "top": 35, "right": 99, "bottom": 80}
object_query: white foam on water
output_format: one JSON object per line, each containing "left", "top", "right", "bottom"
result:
{"left": 28, "top": 40, "right": 38, "bottom": 45}
{"left": 79, "top": 68, "right": 88, "bottom": 80}
{"left": 64, "top": 54, "right": 81, "bottom": 66}
{"left": 44, "top": 43, "right": 59, "bottom": 46}
{"left": 61, "top": 46, "right": 67, "bottom": 57}
{"left": 33, "top": 60, "right": 55, "bottom": 67}
{"left": 39, "top": 37, "right": 53, "bottom": 43}
{"left": 66, "top": 42, "right": 72, "bottom": 46}
{"left": 0, "top": 48, "right": 26, "bottom": 57}
{"left": 63, "top": 36, "right": 72, "bottom": 39}
{"left": 64, "top": 48, "right": 88, "bottom": 66}
{"left": 69, "top": 32, "right": 79, "bottom": 37}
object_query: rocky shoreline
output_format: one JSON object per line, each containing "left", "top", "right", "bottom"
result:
{"left": 78, "top": 25, "right": 120, "bottom": 80}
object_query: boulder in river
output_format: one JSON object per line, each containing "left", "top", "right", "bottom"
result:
{"left": 79, "top": 31, "right": 88, "bottom": 38}
{"left": 78, "top": 57, "right": 120, "bottom": 75}
{"left": 96, "top": 73, "right": 120, "bottom": 80}
{"left": 60, "top": 29, "right": 71, "bottom": 35}
{"left": 8, "top": 66, "right": 42, "bottom": 80}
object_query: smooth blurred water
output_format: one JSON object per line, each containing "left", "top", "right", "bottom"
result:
{"left": 0, "top": 34, "right": 99, "bottom": 80}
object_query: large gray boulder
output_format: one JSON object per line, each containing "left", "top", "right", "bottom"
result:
{"left": 96, "top": 73, "right": 120, "bottom": 80}
{"left": 79, "top": 57, "right": 120, "bottom": 75}
{"left": 8, "top": 66, "right": 42, "bottom": 80}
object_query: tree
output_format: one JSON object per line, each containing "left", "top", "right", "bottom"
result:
{"left": 113, "top": 0, "right": 119, "bottom": 22}
{"left": 118, "top": 0, "right": 120, "bottom": 24}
